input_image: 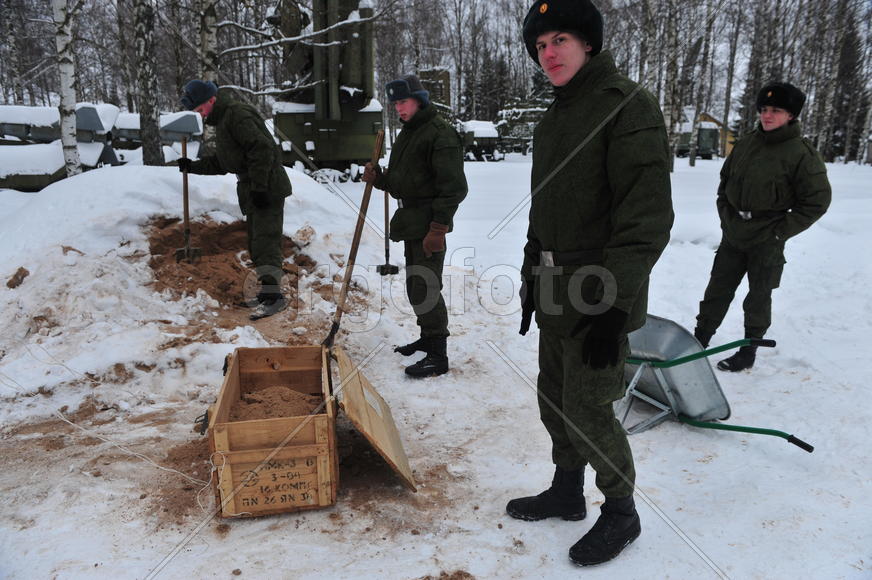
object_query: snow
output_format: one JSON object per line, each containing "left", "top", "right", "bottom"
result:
{"left": 360, "top": 98, "right": 383, "bottom": 113}
{"left": 461, "top": 120, "right": 499, "bottom": 137}
{"left": 0, "top": 141, "right": 107, "bottom": 177}
{"left": 0, "top": 104, "right": 60, "bottom": 127}
{"left": 0, "top": 155, "right": 870, "bottom": 578}
{"left": 272, "top": 101, "right": 316, "bottom": 114}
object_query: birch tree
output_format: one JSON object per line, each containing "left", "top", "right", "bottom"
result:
{"left": 135, "top": 0, "right": 162, "bottom": 165}
{"left": 52, "top": 0, "right": 83, "bottom": 177}
{"left": 689, "top": 0, "right": 714, "bottom": 166}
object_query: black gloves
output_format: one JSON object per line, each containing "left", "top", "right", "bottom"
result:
{"left": 177, "top": 157, "right": 192, "bottom": 172}
{"left": 251, "top": 190, "right": 269, "bottom": 209}
{"left": 519, "top": 278, "right": 535, "bottom": 336}
{"left": 571, "top": 306, "right": 628, "bottom": 369}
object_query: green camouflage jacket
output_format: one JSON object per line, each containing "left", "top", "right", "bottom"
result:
{"left": 522, "top": 50, "right": 674, "bottom": 337}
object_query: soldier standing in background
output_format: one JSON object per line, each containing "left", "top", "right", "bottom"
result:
{"left": 509, "top": 0, "right": 673, "bottom": 566}
{"left": 362, "top": 74, "right": 468, "bottom": 378}
{"left": 177, "top": 80, "right": 293, "bottom": 321}
{"left": 694, "top": 82, "right": 831, "bottom": 371}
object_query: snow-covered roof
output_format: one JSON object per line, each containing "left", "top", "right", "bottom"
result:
{"left": 461, "top": 120, "right": 498, "bottom": 138}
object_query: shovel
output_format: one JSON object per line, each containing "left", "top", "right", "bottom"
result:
{"left": 323, "top": 129, "right": 385, "bottom": 348}
{"left": 376, "top": 190, "right": 399, "bottom": 276}
{"left": 175, "top": 137, "right": 202, "bottom": 263}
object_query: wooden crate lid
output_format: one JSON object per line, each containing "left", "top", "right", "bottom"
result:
{"left": 332, "top": 347, "right": 417, "bottom": 492}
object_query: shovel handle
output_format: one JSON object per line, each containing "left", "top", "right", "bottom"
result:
{"left": 181, "top": 138, "right": 190, "bottom": 231}
{"left": 324, "top": 130, "right": 385, "bottom": 345}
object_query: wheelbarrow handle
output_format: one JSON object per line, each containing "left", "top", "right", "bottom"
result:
{"left": 750, "top": 339, "right": 776, "bottom": 348}
{"left": 787, "top": 435, "right": 815, "bottom": 453}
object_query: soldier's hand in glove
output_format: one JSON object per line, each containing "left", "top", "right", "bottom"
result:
{"left": 177, "top": 157, "right": 192, "bottom": 173}
{"left": 571, "top": 306, "right": 628, "bottom": 369}
{"left": 422, "top": 222, "right": 449, "bottom": 257}
{"left": 362, "top": 162, "right": 381, "bottom": 184}
{"left": 519, "top": 277, "right": 535, "bottom": 335}
{"left": 250, "top": 190, "right": 270, "bottom": 209}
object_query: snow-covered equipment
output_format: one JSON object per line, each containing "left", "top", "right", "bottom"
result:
{"left": 460, "top": 120, "right": 505, "bottom": 161}
{"left": 617, "top": 314, "right": 813, "bottom": 452}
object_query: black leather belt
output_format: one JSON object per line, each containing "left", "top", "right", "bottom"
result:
{"left": 398, "top": 197, "right": 435, "bottom": 209}
{"left": 540, "top": 249, "right": 603, "bottom": 267}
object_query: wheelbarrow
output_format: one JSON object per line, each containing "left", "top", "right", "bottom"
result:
{"left": 616, "top": 314, "right": 814, "bottom": 452}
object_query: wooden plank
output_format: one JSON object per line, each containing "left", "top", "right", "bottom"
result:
{"left": 230, "top": 469, "right": 321, "bottom": 512}
{"left": 212, "top": 351, "right": 240, "bottom": 425}
{"left": 218, "top": 444, "right": 329, "bottom": 465}
{"left": 334, "top": 347, "right": 417, "bottom": 492}
{"left": 212, "top": 424, "right": 238, "bottom": 517}
{"left": 237, "top": 345, "right": 323, "bottom": 370}
{"left": 225, "top": 415, "right": 320, "bottom": 450}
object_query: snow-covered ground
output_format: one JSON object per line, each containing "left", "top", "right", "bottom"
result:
{"left": 0, "top": 155, "right": 869, "bottom": 579}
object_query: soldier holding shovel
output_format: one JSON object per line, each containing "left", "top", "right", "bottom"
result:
{"left": 177, "top": 80, "right": 293, "bottom": 321}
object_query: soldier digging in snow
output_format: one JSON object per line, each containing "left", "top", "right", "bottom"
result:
{"left": 694, "top": 82, "right": 831, "bottom": 371}
{"left": 509, "top": 0, "right": 673, "bottom": 566}
{"left": 362, "top": 74, "right": 468, "bottom": 379}
{"left": 177, "top": 80, "right": 293, "bottom": 321}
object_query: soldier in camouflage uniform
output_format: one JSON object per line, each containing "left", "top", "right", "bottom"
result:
{"left": 694, "top": 82, "right": 831, "bottom": 371}
{"left": 507, "top": 0, "right": 673, "bottom": 566}
{"left": 362, "top": 74, "right": 468, "bottom": 378}
{"left": 178, "top": 80, "right": 293, "bottom": 321}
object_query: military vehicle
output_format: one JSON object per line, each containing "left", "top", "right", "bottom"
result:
{"left": 271, "top": 0, "right": 382, "bottom": 181}
{"left": 0, "top": 103, "right": 122, "bottom": 191}
{"left": 459, "top": 120, "right": 504, "bottom": 161}
{"left": 495, "top": 102, "right": 547, "bottom": 155}
{"left": 676, "top": 120, "right": 720, "bottom": 159}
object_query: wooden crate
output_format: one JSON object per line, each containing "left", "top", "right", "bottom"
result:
{"left": 208, "top": 345, "right": 338, "bottom": 517}
{"left": 207, "top": 345, "right": 416, "bottom": 518}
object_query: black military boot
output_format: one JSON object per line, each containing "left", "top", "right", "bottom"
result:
{"left": 693, "top": 327, "right": 712, "bottom": 349}
{"left": 404, "top": 337, "right": 449, "bottom": 378}
{"left": 249, "top": 292, "right": 288, "bottom": 321}
{"left": 717, "top": 345, "right": 756, "bottom": 372}
{"left": 394, "top": 337, "right": 428, "bottom": 356}
{"left": 569, "top": 495, "right": 640, "bottom": 566}
{"left": 506, "top": 466, "right": 586, "bottom": 521}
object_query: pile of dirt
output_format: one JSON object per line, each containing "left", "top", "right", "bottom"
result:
{"left": 146, "top": 216, "right": 316, "bottom": 307}
{"left": 150, "top": 437, "right": 213, "bottom": 526}
{"left": 230, "top": 387, "right": 323, "bottom": 421}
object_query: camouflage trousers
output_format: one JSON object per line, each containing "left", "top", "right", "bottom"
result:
{"left": 246, "top": 198, "right": 285, "bottom": 289}
{"left": 537, "top": 329, "right": 635, "bottom": 498}
{"left": 404, "top": 240, "right": 449, "bottom": 338}
{"left": 696, "top": 237, "right": 786, "bottom": 339}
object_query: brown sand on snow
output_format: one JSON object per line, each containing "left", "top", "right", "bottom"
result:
{"left": 230, "top": 386, "right": 323, "bottom": 421}
{"left": 146, "top": 216, "right": 317, "bottom": 307}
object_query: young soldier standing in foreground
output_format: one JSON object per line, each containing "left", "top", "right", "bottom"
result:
{"left": 694, "top": 82, "right": 831, "bottom": 371}
{"left": 363, "top": 74, "right": 467, "bottom": 378}
{"left": 509, "top": 0, "right": 673, "bottom": 566}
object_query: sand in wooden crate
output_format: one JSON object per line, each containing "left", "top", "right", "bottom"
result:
{"left": 230, "top": 387, "right": 322, "bottom": 421}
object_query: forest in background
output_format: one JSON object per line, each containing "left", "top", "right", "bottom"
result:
{"left": 2, "top": 0, "right": 870, "bottom": 163}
